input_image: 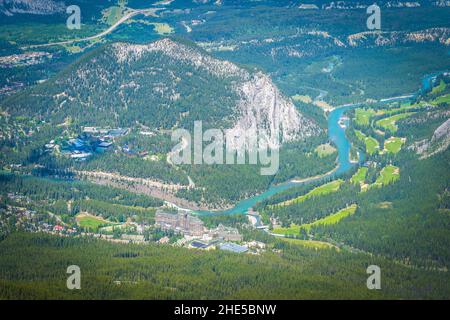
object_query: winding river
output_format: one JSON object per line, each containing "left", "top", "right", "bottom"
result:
{"left": 195, "top": 103, "right": 363, "bottom": 217}
{"left": 195, "top": 72, "right": 444, "bottom": 217}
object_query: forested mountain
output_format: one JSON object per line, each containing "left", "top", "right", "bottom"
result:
{"left": 3, "top": 38, "right": 320, "bottom": 144}
{"left": 1, "top": 0, "right": 449, "bottom": 301}
{"left": 0, "top": 37, "right": 328, "bottom": 207}
{"left": 255, "top": 77, "right": 450, "bottom": 270}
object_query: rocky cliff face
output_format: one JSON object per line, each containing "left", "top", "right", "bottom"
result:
{"left": 112, "top": 38, "right": 320, "bottom": 147}
{"left": 412, "top": 116, "right": 450, "bottom": 158}
{"left": 426, "top": 118, "right": 450, "bottom": 156}
{"left": 231, "top": 72, "right": 319, "bottom": 149}
{"left": 5, "top": 38, "right": 320, "bottom": 147}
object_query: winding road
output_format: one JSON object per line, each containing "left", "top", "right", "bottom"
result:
{"left": 22, "top": 8, "right": 161, "bottom": 49}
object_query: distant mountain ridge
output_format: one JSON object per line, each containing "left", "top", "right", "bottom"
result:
{"left": 0, "top": 0, "right": 65, "bottom": 16}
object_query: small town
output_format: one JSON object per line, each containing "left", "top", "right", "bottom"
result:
{"left": 0, "top": 191, "right": 266, "bottom": 255}
{"left": 0, "top": 52, "right": 52, "bottom": 68}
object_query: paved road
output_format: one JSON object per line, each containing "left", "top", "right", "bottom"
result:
{"left": 22, "top": 8, "right": 160, "bottom": 49}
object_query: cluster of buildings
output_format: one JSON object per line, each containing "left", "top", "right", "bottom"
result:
{"left": 45, "top": 126, "right": 161, "bottom": 161}
{"left": 0, "top": 193, "right": 268, "bottom": 254}
{"left": 155, "top": 210, "right": 205, "bottom": 237}
{"left": 154, "top": 209, "right": 265, "bottom": 254}
{"left": 155, "top": 209, "right": 243, "bottom": 241}
{"left": 45, "top": 127, "right": 129, "bottom": 161}
{"left": 0, "top": 204, "right": 38, "bottom": 236}
{"left": 0, "top": 194, "right": 78, "bottom": 238}
{"left": 0, "top": 52, "right": 52, "bottom": 68}
{"left": 82, "top": 127, "right": 128, "bottom": 137}
{"left": 80, "top": 233, "right": 146, "bottom": 244}
{"left": 208, "top": 224, "right": 242, "bottom": 242}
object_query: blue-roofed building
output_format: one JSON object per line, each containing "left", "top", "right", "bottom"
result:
{"left": 59, "top": 130, "right": 118, "bottom": 160}
{"left": 98, "top": 141, "right": 113, "bottom": 148}
{"left": 190, "top": 241, "right": 208, "bottom": 249}
{"left": 219, "top": 242, "right": 248, "bottom": 253}
{"left": 189, "top": 240, "right": 216, "bottom": 251}
{"left": 73, "top": 138, "right": 85, "bottom": 148}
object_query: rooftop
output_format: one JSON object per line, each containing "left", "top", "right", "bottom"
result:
{"left": 219, "top": 242, "right": 248, "bottom": 253}
{"left": 191, "top": 241, "right": 209, "bottom": 249}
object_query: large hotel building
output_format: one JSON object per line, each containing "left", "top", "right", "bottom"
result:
{"left": 155, "top": 210, "right": 204, "bottom": 236}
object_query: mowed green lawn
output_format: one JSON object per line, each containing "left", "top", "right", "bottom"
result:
{"left": 432, "top": 94, "right": 450, "bottom": 105}
{"left": 355, "top": 130, "right": 379, "bottom": 155}
{"left": 272, "top": 204, "right": 358, "bottom": 235}
{"left": 272, "top": 224, "right": 302, "bottom": 236}
{"left": 365, "top": 136, "right": 380, "bottom": 155}
{"left": 431, "top": 80, "right": 446, "bottom": 95}
{"left": 351, "top": 167, "right": 368, "bottom": 185}
{"left": 355, "top": 108, "right": 378, "bottom": 126}
{"left": 76, "top": 214, "right": 113, "bottom": 231}
{"left": 354, "top": 129, "right": 366, "bottom": 141}
{"left": 383, "top": 102, "right": 426, "bottom": 116}
{"left": 278, "top": 238, "right": 339, "bottom": 250}
{"left": 301, "top": 204, "right": 358, "bottom": 232}
{"left": 376, "top": 112, "right": 416, "bottom": 132}
{"left": 369, "top": 165, "right": 400, "bottom": 189}
{"left": 355, "top": 103, "right": 424, "bottom": 129}
{"left": 271, "top": 179, "right": 344, "bottom": 207}
{"left": 384, "top": 137, "right": 405, "bottom": 154}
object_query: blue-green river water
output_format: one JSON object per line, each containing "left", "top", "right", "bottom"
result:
{"left": 195, "top": 72, "right": 444, "bottom": 216}
{"left": 195, "top": 103, "right": 363, "bottom": 216}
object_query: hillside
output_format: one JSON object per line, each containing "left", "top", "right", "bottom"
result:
{"left": 3, "top": 38, "right": 320, "bottom": 145}
{"left": 1, "top": 0, "right": 450, "bottom": 302}
{"left": 0, "top": 38, "right": 330, "bottom": 208}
